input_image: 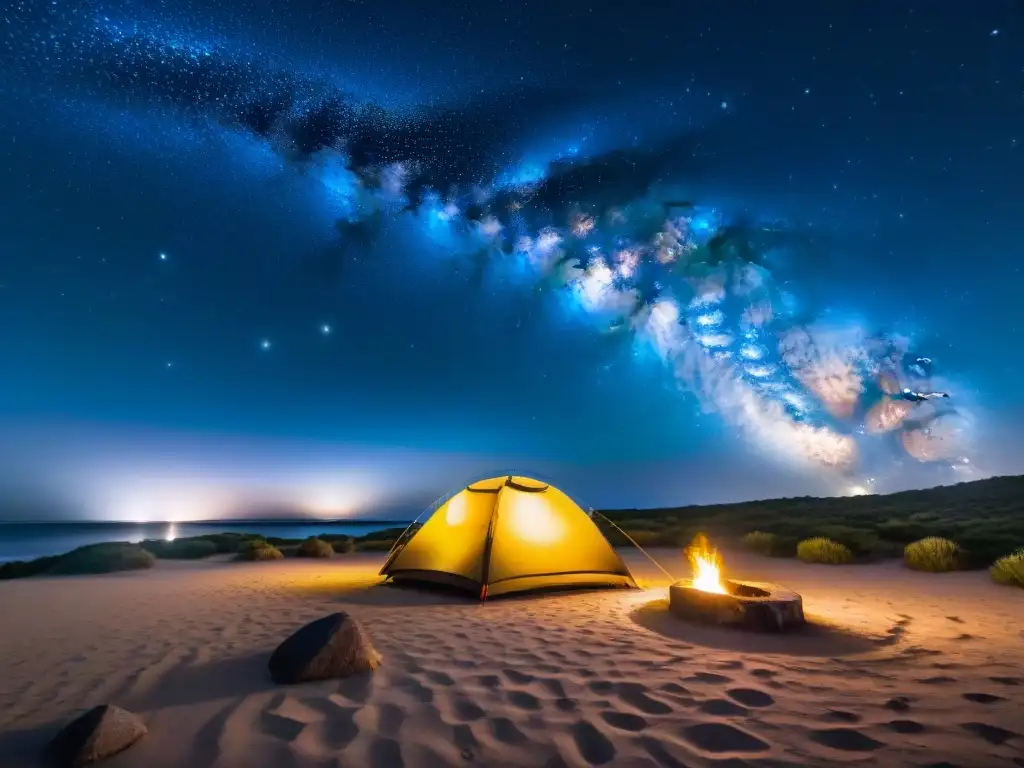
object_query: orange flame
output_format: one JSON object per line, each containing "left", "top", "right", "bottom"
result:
{"left": 687, "top": 534, "right": 726, "bottom": 594}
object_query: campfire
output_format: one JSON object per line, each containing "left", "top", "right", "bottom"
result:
{"left": 687, "top": 534, "right": 726, "bottom": 594}
{"left": 670, "top": 534, "right": 805, "bottom": 632}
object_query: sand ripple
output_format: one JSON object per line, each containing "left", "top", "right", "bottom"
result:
{"left": 0, "top": 551, "right": 1022, "bottom": 767}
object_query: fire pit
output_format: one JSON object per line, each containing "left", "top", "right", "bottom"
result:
{"left": 669, "top": 535, "right": 805, "bottom": 632}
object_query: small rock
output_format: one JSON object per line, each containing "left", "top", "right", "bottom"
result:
{"left": 269, "top": 612, "right": 382, "bottom": 684}
{"left": 45, "top": 704, "right": 146, "bottom": 767}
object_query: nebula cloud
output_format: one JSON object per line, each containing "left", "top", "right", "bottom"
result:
{"left": 4, "top": 0, "right": 978, "bottom": 487}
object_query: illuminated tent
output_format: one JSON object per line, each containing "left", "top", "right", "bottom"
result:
{"left": 379, "top": 475, "right": 636, "bottom": 599}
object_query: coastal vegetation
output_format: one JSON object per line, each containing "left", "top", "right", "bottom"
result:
{"left": 903, "top": 537, "right": 962, "bottom": 572}
{"left": 0, "top": 527, "right": 407, "bottom": 580}
{"left": 601, "top": 474, "right": 1024, "bottom": 582}
{"left": 3, "top": 476, "right": 1022, "bottom": 587}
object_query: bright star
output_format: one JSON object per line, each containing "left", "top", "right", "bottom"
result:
{"left": 719, "top": 101, "right": 728, "bottom": 110}
{"left": 321, "top": 324, "right": 332, "bottom": 335}
{"left": 260, "top": 339, "right": 272, "bottom": 350}
{"left": 990, "top": 29, "right": 999, "bottom": 37}
{"left": 159, "top": 252, "right": 167, "bottom": 261}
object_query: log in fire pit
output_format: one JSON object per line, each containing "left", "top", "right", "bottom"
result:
{"left": 669, "top": 535, "right": 805, "bottom": 632}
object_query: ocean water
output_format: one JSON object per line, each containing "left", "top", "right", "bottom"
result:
{"left": 0, "top": 520, "right": 411, "bottom": 562}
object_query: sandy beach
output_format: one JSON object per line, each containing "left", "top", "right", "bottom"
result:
{"left": 1, "top": 550, "right": 1022, "bottom": 767}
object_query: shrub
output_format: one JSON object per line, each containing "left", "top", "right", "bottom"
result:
{"left": 813, "top": 525, "right": 888, "bottom": 558}
{"left": 333, "top": 538, "right": 356, "bottom": 554}
{"left": 796, "top": 537, "right": 853, "bottom": 565}
{"left": 239, "top": 537, "right": 270, "bottom": 553}
{"left": 904, "top": 537, "right": 961, "bottom": 572}
{"left": 48, "top": 542, "right": 156, "bottom": 575}
{"left": 0, "top": 555, "right": 61, "bottom": 580}
{"left": 297, "top": 537, "right": 334, "bottom": 558}
{"left": 236, "top": 544, "right": 284, "bottom": 561}
{"left": 990, "top": 550, "right": 1024, "bottom": 588}
{"left": 191, "top": 533, "right": 248, "bottom": 553}
{"left": 141, "top": 538, "right": 218, "bottom": 560}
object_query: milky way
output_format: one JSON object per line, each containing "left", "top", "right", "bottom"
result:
{"left": 2, "top": 0, "right": 979, "bottom": 489}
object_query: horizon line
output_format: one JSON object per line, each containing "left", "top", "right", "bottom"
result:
{"left": 0, "top": 518, "right": 415, "bottom": 525}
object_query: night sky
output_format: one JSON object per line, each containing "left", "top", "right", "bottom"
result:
{"left": 1, "top": 1, "right": 1021, "bottom": 521}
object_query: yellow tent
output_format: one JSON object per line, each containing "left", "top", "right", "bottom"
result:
{"left": 380, "top": 475, "right": 636, "bottom": 599}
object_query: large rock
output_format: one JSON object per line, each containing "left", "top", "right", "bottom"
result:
{"left": 269, "top": 612, "right": 382, "bottom": 684}
{"left": 45, "top": 704, "right": 146, "bottom": 767}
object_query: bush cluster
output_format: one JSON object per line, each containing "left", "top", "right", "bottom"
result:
{"left": 796, "top": 537, "right": 854, "bottom": 565}
{"left": 600, "top": 475, "right": 1024, "bottom": 575}
{"left": 296, "top": 537, "right": 334, "bottom": 558}
{"left": 990, "top": 550, "right": 1024, "bottom": 588}
{"left": 235, "top": 538, "right": 284, "bottom": 561}
{"left": 140, "top": 539, "right": 218, "bottom": 560}
{"left": 904, "top": 537, "right": 961, "bottom": 572}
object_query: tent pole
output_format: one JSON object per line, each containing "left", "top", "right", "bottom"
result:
{"left": 478, "top": 477, "right": 509, "bottom": 604}
{"left": 592, "top": 511, "right": 678, "bottom": 582}
{"left": 385, "top": 503, "right": 435, "bottom": 556}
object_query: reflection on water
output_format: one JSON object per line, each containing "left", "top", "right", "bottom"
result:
{"left": 0, "top": 519, "right": 410, "bottom": 562}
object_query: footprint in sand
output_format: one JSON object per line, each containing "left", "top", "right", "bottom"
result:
{"left": 507, "top": 690, "right": 542, "bottom": 711}
{"left": 823, "top": 710, "right": 862, "bottom": 723}
{"left": 476, "top": 674, "right": 502, "bottom": 688}
{"left": 616, "top": 683, "right": 673, "bottom": 715}
{"left": 684, "top": 672, "right": 732, "bottom": 685}
{"left": 555, "top": 698, "right": 578, "bottom": 712}
{"left": 504, "top": 669, "right": 535, "bottom": 685}
{"left": 452, "top": 723, "right": 478, "bottom": 754}
{"left": 354, "top": 702, "right": 405, "bottom": 738}
{"left": 425, "top": 670, "right": 455, "bottom": 686}
{"left": 599, "top": 710, "right": 648, "bottom": 732}
{"left": 659, "top": 682, "right": 690, "bottom": 695}
{"left": 369, "top": 737, "right": 404, "bottom": 768}
{"left": 489, "top": 716, "right": 528, "bottom": 745}
{"left": 679, "top": 722, "right": 770, "bottom": 754}
{"left": 726, "top": 688, "right": 775, "bottom": 708}
{"left": 395, "top": 676, "right": 434, "bottom": 704}
{"left": 450, "top": 697, "right": 486, "bottom": 722}
{"left": 699, "top": 699, "right": 748, "bottom": 717}
{"left": 886, "top": 719, "right": 925, "bottom": 734}
{"left": 988, "top": 676, "right": 1022, "bottom": 686}
{"left": 570, "top": 720, "right": 616, "bottom": 765}
{"left": 809, "top": 728, "right": 885, "bottom": 752}
{"left": 259, "top": 710, "right": 307, "bottom": 742}
{"left": 962, "top": 692, "right": 1005, "bottom": 704}
{"left": 883, "top": 697, "right": 912, "bottom": 713}
{"left": 538, "top": 677, "right": 566, "bottom": 697}
{"left": 961, "top": 722, "right": 1018, "bottom": 745}
{"left": 336, "top": 673, "right": 373, "bottom": 705}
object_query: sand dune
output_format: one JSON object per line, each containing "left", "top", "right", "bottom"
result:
{"left": 1, "top": 550, "right": 1022, "bottom": 767}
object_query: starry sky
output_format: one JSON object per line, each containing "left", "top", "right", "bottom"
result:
{"left": 0, "top": 0, "right": 1021, "bottom": 521}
